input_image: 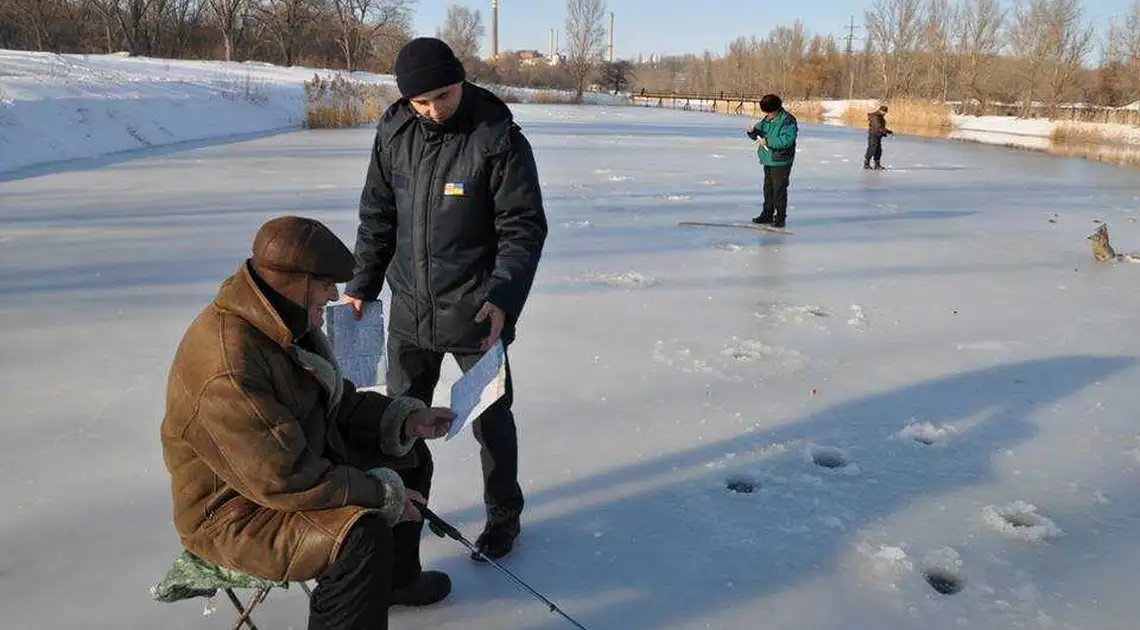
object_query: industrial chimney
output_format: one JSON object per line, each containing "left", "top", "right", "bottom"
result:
{"left": 607, "top": 11, "right": 614, "bottom": 62}
{"left": 490, "top": 0, "right": 499, "bottom": 61}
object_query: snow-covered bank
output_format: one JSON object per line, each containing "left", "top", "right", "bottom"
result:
{"left": 821, "top": 99, "right": 1140, "bottom": 152}
{"left": 0, "top": 49, "right": 626, "bottom": 174}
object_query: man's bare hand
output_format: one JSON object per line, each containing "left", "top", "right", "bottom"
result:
{"left": 340, "top": 294, "right": 364, "bottom": 321}
{"left": 400, "top": 489, "right": 426, "bottom": 523}
{"left": 404, "top": 407, "right": 454, "bottom": 440}
{"left": 475, "top": 301, "right": 506, "bottom": 351}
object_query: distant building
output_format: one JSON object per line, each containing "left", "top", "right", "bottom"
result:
{"left": 503, "top": 49, "right": 562, "bottom": 67}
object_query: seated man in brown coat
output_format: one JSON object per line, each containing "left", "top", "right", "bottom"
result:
{"left": 161, "top": 215, "right": 454, "bottom": 630}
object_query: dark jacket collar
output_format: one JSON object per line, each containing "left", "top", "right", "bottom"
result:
{"left": 213, "top": 261, "right": 310, "bottom": 349}
{"left": 382, "top": 82, "right": 515, "bottom": 148}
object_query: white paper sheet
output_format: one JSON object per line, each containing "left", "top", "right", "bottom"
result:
{"left": 447, "top": 340, "right": 507, "bottom": 440}
{"left": 323, "top": 301, "right": 385, "bottom": 388}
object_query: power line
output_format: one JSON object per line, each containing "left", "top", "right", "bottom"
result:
{"left": 844, "top": 15, "right": 860, "bottom": 100}
{"left": 844, "top": 15, "right": 859, "bottom": 56}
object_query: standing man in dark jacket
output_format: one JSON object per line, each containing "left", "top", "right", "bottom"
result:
{"left": 341, "top": 38, "right": 547, "bottom": 561}
{"left": 746, "top": 94, "right": 798, "bottom": 228}
{"left": 864, "top": 105, "right": 893, "bottom": 170}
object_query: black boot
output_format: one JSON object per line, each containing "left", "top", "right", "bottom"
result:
{"left": 752, "top": 213, "right": 774, "bottom": 225}
{"left": 873, "top": 160, "right": 884, "bottom": 170}
{"left": 471, "top": 517, "right": 520, "bottom": 561}
{"left": 390, "top": 571, "right": 451, "bottom": 607}
{"left": 863, "top": 161, "right": 872, "bottom": 170}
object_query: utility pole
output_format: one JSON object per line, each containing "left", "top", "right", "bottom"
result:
{"left": 844, "top": 15, "right": 859, "bottom": 100}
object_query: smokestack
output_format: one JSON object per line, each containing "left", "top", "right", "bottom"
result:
{"left": 549, "top": 28, "right": 554, "bottom": 59}
{"left": 490, "top": 0, "right": 499, "bottom": 61}
{"left": 607, "top": 11, "right": 614, "bottom": 62}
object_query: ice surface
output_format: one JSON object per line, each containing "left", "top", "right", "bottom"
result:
{"left": 4, "top": 96, "right": 1140, "bottom": 630}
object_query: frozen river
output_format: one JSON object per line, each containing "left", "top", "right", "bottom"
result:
{"left": 3, "top": 104, "right": 1140, "bottom": 630}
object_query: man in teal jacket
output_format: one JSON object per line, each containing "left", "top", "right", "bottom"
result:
{"left": 745, "top": 94, "right": 798, "bottom": 228}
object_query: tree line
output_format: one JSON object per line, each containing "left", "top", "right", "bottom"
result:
{"left": 629, "top": 0, "right": 1140, "bottom": 114}
{"left": 0, "top": 0, "right": 417, "bottom": 71}
{"left": 2, "top": 0, "right": 1137, "bottom": 112}
{"left": 0, "top": 0, "right": 616, "bottom": 97}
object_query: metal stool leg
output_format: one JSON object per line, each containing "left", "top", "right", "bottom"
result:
{"left": 225, "top": 586, "right": 269, "bottom": 630}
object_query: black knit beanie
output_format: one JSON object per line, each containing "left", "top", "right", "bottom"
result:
{"left": 393, "top": 37, "right": 466, "bottom": 98}
{"left": 759, "top": 94, "right": 782, "bottom": 113}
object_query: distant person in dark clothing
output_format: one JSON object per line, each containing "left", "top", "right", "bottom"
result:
{"left": 864, "top": 105, "right": 893, "bottom": 170}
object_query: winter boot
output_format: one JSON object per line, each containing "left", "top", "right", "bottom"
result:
{"left": 471, "top": 517, "right": 520, "bottom": 561}
{"left": 863, "top": 160, "right": 872, "bottom": 170}
{"left": 752, "top": 213, "right": 774, "bottom": 225}
{"left": 873, "top": 160, "right": 884, "bottom": 170}
{"left": 390, "top": 571, "right": 452, "bottom": 607}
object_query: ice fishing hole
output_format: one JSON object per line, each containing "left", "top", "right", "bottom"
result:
{"left": 810, "top": 447, "right": 849, "bottom": 469}
{"left": 725, "top": 474, "right": 758, "bottom": 494}
{"left": 923, "top": 568, "right": 965, "bottom": 595}
{"left": 1002, "top": 512, "right": 1040, "bottom": 528}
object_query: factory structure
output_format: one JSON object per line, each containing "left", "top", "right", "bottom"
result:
{"left": 486, "top": 1, "right": 615, "bottom": 67}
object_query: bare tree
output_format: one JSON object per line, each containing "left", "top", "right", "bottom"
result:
{"left": 436, "top": 4, "right": 483, "bottom": 67}
{"left": 564, "top": 0, "right": 606, "bottom": 99}
{"left": 766, "top": 21, "right": 807, "bottom": 95}
{"left": 1095, "top": 21, "right": 1128, "bottom": 105}
{"left": 156, "top": 0, "right": 208, "bottom": 58}
{"left": 864, "top": 0, "right": 925, "bottom": 97}
{"left": 954, "top": 0, "right": 1005, "bottom": 111}
{"left": 598, "top": 59, "right": 633, "bottom": 93}
{"left": 922, "top": 0, "right": 957, "bottom": 101}
{"left": 1010, "top": 0, "right": 1093, "bottom": 115}
{"left": 88, "top": 0, "right": 161, "bottom": 55}
{"left": 1123, "top": 0, "right": 1140, "bottom": 101}
{"left": 5, "top": 0, "right": 64, "bottom": 50}
{"left": 254, "top": 0, "right": 318, "bottom": 66}
{"left": 329, "top": 0, "right": 413, "bottom": 71}
{"left": 723, "top": 37, "right": 754, "bottom": 95}
{"left": 371, "top": 19, "right": 413, "bottom": 70}
{"left": 208, "top": 0, "right": 249, "bottom": 60}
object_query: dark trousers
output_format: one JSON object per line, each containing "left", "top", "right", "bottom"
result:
{"left": 308, "top": 440, "right": 434, "bottom": 630}
{"left": 386, "top": 336, "right": 523, "bottom": 524}
{"left": 308, "top": 516, "right": 391, "bottom": 630}
{"left": 760, "top": 165, "right": 792, "bottom": 222}
{"left": 865, "top": 134, "right": 883, "bottom": 164}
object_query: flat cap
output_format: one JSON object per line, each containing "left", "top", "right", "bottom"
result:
{"left": 251, "top": 215, "right": 355, "bottom": 282}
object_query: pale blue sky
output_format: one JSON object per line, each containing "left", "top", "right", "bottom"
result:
{"left": 411, "top": 0, "right": 1136, "bottom": 60}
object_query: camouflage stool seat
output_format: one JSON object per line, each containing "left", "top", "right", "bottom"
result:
{"left": 151, "top": 549, "right": 311, "bottom": 630}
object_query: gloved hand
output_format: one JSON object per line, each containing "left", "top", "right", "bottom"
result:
{"left": 365, "top": 467, "right": 423, "bottom": 524}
